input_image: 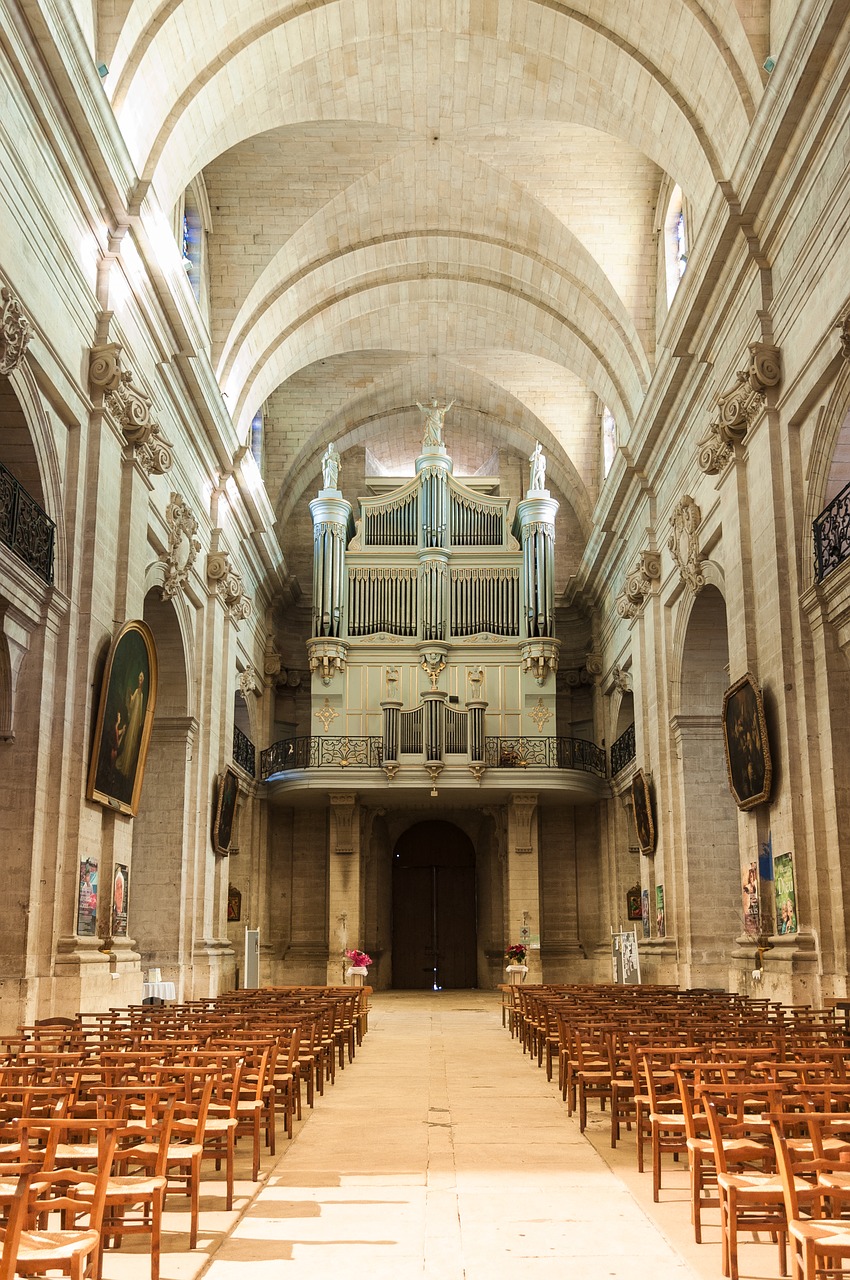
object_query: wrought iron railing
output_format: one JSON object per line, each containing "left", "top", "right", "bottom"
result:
{"left": 610, "top": 722, "right": 636, "bottom": 776}
{"left": 0, "top": 461, "right": 55, "bottom": 584}
{"left": 814, "top": 480, "right": 850, "bottom": 582}
{"left": 484, "top": 736, "right": 607, "bottom": 777}
{"left": 261, "top": 735, "right": 383, "bottom": 779}
{"left": 232, "top": 724, "right": 256, "bottom": 777}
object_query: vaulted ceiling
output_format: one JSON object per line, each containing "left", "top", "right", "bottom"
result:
{"left": 99, "top": 0, "right": 770, "bottom": 564}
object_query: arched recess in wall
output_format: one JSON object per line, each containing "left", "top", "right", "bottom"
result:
{"left": 674, "top": 583, "right": 741, "bottom": 986}
{"left": 130, "top": 580, "right": 195, "bottom": 990}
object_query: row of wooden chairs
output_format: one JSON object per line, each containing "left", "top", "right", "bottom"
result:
{"left": 0, "top": 984, "right": 370, "bottom": 1280}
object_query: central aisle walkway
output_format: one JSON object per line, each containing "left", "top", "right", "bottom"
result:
{"left": 203, "top": 991, "right": 700, "bottom": 1280}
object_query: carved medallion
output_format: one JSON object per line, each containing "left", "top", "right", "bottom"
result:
{"left": 668, "top": 495, "right": 705, "bottom": 594}
{"left": 0, "top": 287, "right": 33, "bottom": 375}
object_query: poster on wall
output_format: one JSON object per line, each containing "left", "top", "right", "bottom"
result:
{"left": 656, "top": 884, "right": 665, "bottom": 938}
{"left": 76, "top": 859, "right": 98, "bottom": 936}
{"left": 722, "top": 672, "right": 772, "bottom": 811}
{"left": 112, "top": 863, "right": 129, "bottom": 937}
{"left": 742, "top": 861, "right": 760, "bottom": 938}
{"left": 774, "top": 852, "right": 798, "bottom": 935}
{"left": 87, "top": 620, "right": 158, "bottom": 817}
{"left": 641, "top": 889, "right": 651, "bottom": 939}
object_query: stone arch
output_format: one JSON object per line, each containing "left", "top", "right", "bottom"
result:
{"left": 130, "top": 585, "right": 196, "bottom": 993}
{"left": 143, "top": 560, "right": 196, "bottom": 718}
{"left": 673, "top": 584, "right": 741, "bottom": 988}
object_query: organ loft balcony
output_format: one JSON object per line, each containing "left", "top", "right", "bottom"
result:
{"left": 273, "top": 409, "right": 610, "bottom": 809}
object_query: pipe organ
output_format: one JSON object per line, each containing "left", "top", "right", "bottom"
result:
{"left": 307, "top": 408, "right": 562, "bottom": 776}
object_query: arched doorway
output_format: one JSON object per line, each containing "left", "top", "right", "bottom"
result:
{"left": 392, "top": 821, "right": 477, "bottom": 989}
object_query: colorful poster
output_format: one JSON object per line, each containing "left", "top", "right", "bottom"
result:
{"left": 76, "top": 858, "right": 98, "bottom": 937}
{"left": 774, "top": 852, "right": 798, "bottom": 934}
{"left": 655, "top": 884, "right": 665, "bottom": 938}
{"left": 641, "top": 889, "right": 650, "bottom": 939}
{"left": 742, "top": 860, "right": 760, "bottom": 938}
{"left": 112, "top": 863, "right": 129, "bottom": 937}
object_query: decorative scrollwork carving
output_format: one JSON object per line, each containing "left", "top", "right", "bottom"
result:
{"left": 668, "top": 495, "right": 705, "bottom": 594}
{"left": 207, "top": 550, "right": 252, "bottom": 623}
{"left": 90, "top": 343, "right": 174, "bottom": 475}
{"left": 616, "top": 551, "right": 661, "bottom": 619}
{"left": 238, "top": 664, "right": 260, "bottom": 698}
{"left": 160, "top": 491, "right": 201, "bottom": 599}
{"left": 307, "top": 638, "right": 348, "bottom": 685}
{"left": 698, "top": 342, "right": 781, "bottom": 475}
{"left": 837, "top": 313, "right": 850, "bottom": 360}
{"left": 0, "top": 288, "right": 33, "bottom": 375}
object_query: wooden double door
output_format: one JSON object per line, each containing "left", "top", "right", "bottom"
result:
{"left": 392, "top": 820, "right": 478, "bottom": 989}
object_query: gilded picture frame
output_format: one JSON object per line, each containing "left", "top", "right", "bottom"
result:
{"left": 87, "top": 620, "right": 158, "bottom": 817}
{"left": 631, "top": 768, "right": 656, "bottom": 855}
{"left": 722, "top": 672, "right": 772, "bottom": 811}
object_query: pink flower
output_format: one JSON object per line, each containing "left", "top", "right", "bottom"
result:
{"left": 345, "top": 948, "right": 372, "bottom": 968}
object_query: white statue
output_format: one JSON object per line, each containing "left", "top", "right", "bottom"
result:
{"left": 322, "top": 441, "right": 340, "bottom": 489}
{"left": 529, "top": 440, "right": 546, "bottom": 491}
{"left": 416, "top": 398, "right": 455, "bottom": 447}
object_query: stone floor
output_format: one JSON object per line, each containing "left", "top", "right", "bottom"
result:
{"left": 102, "top": 990, "right": 788, "bottom": 1280}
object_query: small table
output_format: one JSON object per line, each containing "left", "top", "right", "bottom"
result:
{"left": 142, "top": 981, "right": 176, "bottom": 1004}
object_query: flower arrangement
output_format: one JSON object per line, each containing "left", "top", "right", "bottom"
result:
{"left": 505, "top": 943, "right": 527, "bottom": 965}
{"left": 344, "top": 948, "right": 372, "bottom": 969}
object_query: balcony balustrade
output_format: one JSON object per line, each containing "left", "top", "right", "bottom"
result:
{"left": 814, "top": 480, "right": 850, "bottom": 582}
{"left": 232, "top": 724, "right": 256, "bottom": 777}
{"left": 610, "top": 722, "right": 636, "bottom": 776}
{"left": 0, "top": 461, "right": 55, "bottom": 584}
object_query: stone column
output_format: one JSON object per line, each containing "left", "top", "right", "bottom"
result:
{"left": 505, "top": 793, "right": 542, "bottom": 981}
{"left": 326, "top": 793, "right": 362, "bottom": 984}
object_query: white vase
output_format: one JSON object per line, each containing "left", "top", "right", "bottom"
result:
{"left": 505, "top": 964, "right": 528, "bottom": 985}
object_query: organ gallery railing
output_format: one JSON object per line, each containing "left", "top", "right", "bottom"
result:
{"left": 0, "top": 460, "right": 55, "bottom": 584}
{"left": 261, "top": 736, "right": 383, "bottom": 777}
{"left": 813, "top": 480, "right": 850, "bottom": 581}
{"left": 484, "top": 736, "right": 607, "bottom": 777}
{"left": 261, "top": 732, "right": 607, "bottom": 779}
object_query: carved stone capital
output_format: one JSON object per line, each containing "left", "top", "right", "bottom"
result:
{"left": 0, "top": 287, "right": 33, "bottom": 375}
{"left": 90, "top": 344, "right": 174, "bottom": 475}
{"left": 239, "top": 663, "right": 261, "bottom": 698}
{"left": 329, "top": 793, "right": 358, "bottom": 855}
{"left": 668, "top": 494, "right": 705, "bottom": 594}
{"left": 508, "top": 793, "right": 538, "bottom": 855}
{"left": 160, "top": 491, "right": 200, "bottom": 599}
{"left": 698, "top": 343, "right": 781, "bottom": 476}
{"left": 616, "top": 550, "right": 660, "bottom": 619}
{"left": 307, "top": 638, "right": 349, "bottom": 685}
{"left": 207, "top": 551, "right": 252, "bottom": 623}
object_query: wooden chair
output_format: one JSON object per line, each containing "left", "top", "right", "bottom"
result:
{"left": 14, "top": 1123, "right": 119, "bottom": 1280}
{"left": 769, "top": 1111, "right": 850, "bottom": 1280}
{"left": 92, "top": 1086, "right": 179, "bottom": 1280}
{"left": 0, "top": 1166, "right": 38, "bottom": 1280}
{"left": 638, "top": 1047, "right": 691, "bottom": 1201}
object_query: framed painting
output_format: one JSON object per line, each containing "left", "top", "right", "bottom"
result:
{"left": 722, "top": 672, "right": 772, "bottom": 811}
{"left": 212, "top": 767, "right": 240, "bottom": 855}
{"left": 626, "top": 883, "right": 642, "bottom": 921}
{"left": 631, "top": 768, "right": 656, "bottom": 855}
{"left": 87, "top": 620, "right": 158, "bottom": 816}
{"left": 774, "top": 852, "right": 798, "bottom": 935}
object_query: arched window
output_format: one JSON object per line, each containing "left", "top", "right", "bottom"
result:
{"left": 602, "top": 405, "right": 617, "bottom": 478}
{"left": 664, "top": 184, "right": 688, "bottom": 305}
{"left": 250, "top": 408, "right": 264, "bottom": 469}
{"left": 174, "top": 175, "right": 211, "bottom": 323}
